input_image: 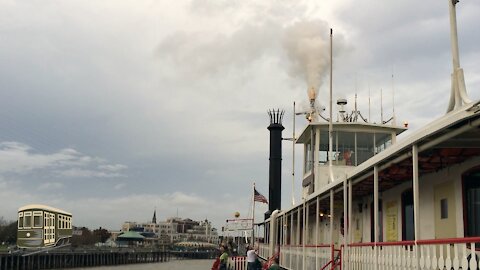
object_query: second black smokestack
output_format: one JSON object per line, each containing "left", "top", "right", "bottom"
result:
{"left": 266, "top": 109, "right": 284, "bottom": 219}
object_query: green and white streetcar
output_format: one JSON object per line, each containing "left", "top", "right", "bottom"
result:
{"left": 17, "top": 204, "right": 73, "bottom": 249}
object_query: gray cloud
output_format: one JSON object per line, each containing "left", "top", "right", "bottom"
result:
{"left": 0, "top": 141, "right": 126, "bottom": 178}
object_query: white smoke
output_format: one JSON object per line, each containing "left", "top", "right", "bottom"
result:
{"left": 283, "top": 20, "right": 343, "bottom": 102}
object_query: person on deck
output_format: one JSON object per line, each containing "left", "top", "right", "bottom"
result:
{"left": 268, "top": 257, "right": 280, "bottom": 270}
{"left": 219, "top": 246, "right": 228, "bottom": 270}
{"left": 246, "top": 245, "right": 257, "bottom": 270}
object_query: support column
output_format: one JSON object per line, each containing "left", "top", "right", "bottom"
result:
{"left": 306, "top": 201, "right": 310, "bottom": 245}
{"left": 348, "top": 179, "right": 353, "bottom": 270}
{"left": 374, "top": 165, "right": 379, "bottom": 270}
{"left": 297, "top": 208, "right": 301, "bottom": 270}
{"left": 297, "top": 208, "right": 301, "bottom": 245}
{"left": 302, "top": 200, "right": 306, "bottom": 270}
{"left": 290, "top": 213, "right": 294, "bottom": 270}
{"left": 343, "top": 179, "right": 348, "bottom": 270}
{"left": 413, "top": 144, "right": 420, "bottom": 269}
{"left": 290, "top": 213, "right": 293, "bottom": 245}
{"left": 330, "top": 189, "right": 334, "bottom": 270}
{"left": 314, "top": 128, "right": 320, "bottom": 190}
{"left": 316, "top": 196, "right": 319, "bottom": 270}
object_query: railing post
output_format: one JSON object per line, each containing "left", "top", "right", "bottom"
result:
{"left": 412, "top": 144, "right": 420, "bottom": 269}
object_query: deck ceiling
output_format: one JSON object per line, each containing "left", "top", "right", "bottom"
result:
{"left": 352, "top": 126, "right": 480, "bottom": 199}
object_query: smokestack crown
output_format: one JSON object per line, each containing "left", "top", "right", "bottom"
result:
{"left": 268, "top": 109, "right": 285, "bottom": 126}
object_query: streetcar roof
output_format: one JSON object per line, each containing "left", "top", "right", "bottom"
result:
{"left": 18, "top": 204, "right": 72, "bottom": 216}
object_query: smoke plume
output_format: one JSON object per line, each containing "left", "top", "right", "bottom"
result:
{"left": 283, "top": 20, "right": 336, "bottom": 101}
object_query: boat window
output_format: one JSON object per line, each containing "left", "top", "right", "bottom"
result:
{"left": 33, "top": 211, "right": 43, "bottom": 228}
{"left": 440, "top": 199, "right": 448, "bottom": 219}
{"left": 374, "top": 132, "right": 392, "bottom": 154}
{"left": 370, "top": 200, "right": 383, "bottom": 242}
{"left": 305, "top": 139, "right": 313, "bottom": 173}
{"left": 463, "top": 168, "right": 480, "bottom": 237}
{"left": 355, "top": 132, "right": 374, "bottom": 165}
{"left": 336, "top": 131, "right": 355, "bottom": 166}
{"left": 18, "top": 212, "right": 24, "bottom": 229}
{"left": 318, "top": 132, "right": 327, "bottom": 164}
{"left": 24, "top": 211, "right": 32, "bottom": 228}
{"left": 402, "top": 189, "right": 415, "bottom": 241}
{"left": 318, "top": 131, "right": 355, "bottom": 166}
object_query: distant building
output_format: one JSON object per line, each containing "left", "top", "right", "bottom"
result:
{"left": 119, "top": 211, "right": 219, "bottom": 245}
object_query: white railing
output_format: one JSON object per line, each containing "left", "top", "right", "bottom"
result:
{"left": 279, "top": 245, "right": 333, "bottom": 270}
{"left": 346, "top": 237, "right": 480, "bottom": 270}
{"left": 258, "top": 243, "right": 270, "bottom": 259}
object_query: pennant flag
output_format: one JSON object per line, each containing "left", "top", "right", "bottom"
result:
{"left": 254, "top": 188, "right": 268, "bottom": 204}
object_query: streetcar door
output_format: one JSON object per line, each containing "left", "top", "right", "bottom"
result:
{"left": 43, "top": 212, "right": 49, "bottom": 245}
{"left": 49, "top": 213, "right": 55, "bottom": 244}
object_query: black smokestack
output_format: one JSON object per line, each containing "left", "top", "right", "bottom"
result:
{"left": 266, "top": 109, "right": 284, "bottom": 219}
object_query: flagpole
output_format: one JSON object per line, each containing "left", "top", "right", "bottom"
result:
{"left": 251, "top": 182, "right": 256, "bottom": 246}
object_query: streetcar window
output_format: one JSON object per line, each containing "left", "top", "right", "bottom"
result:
{"left": 33, "top": 211, "right": 42, "bottom": 228}
{"left": 18, "top": 212, "right": 24, "bottom": 229}
{"left": 33, "top": 216, "right": 42, "bottom": 228}
{"left": 24, "top": 212, "right": 32, "bottom": 228}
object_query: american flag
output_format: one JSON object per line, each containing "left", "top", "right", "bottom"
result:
{"left": 254, "top": 188, "right": 268, "bottom": 204}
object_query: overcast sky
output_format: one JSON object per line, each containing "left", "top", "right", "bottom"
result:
{"left": 0, "top": 0, "right": 479, "bottom": 230}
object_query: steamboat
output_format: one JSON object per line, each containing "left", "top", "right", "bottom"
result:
{"left": 247, "top": 1, "right": 480, "bottom": 270}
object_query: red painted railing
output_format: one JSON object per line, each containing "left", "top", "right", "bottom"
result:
{"left": 320, "top": 247, "right": 342, "bottom": 270}
{"left": 279, "top": 244, "right": 332, "bottom": 248}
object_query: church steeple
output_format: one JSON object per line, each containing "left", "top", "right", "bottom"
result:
{"left": 152, "top": 208, "right": 157, "bottom": 224}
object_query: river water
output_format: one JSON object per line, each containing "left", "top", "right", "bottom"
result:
{"left": 75, "top": 259, "right": 214, "bottom": 270}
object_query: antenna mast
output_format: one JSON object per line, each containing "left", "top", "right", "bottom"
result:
{"left": 380, "top": 88, "right": 384, "bottom": 124}
{"left": 328, "top": 28, "right": 335, "bottom": 184}
{"left": 355, "top": 75, "right": 358, "bottom": 120}
{"left": 392, "top": 69, "right": 396, "bottom": 126}
{"left": 368, "top": 81, "right": 371, "bottom": 123}
{"left": 292, "top": 102, "right": 296, "bottom": 206}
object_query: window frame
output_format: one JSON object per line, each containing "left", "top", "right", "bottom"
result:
{"left": 33, "top": 211, "right": 43, "bottom": 228}
{"left": 23, "top": 211, "right": 32, "bottom": 229}
{"left": 18, "top": 212, "right": 24, "bottom": 229}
